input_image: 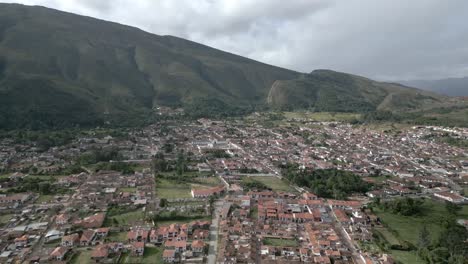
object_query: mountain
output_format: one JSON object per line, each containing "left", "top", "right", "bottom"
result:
{"left": 0, "top": 4, "right": 457, "bottom": 129}
{"left": 0, "top": 4, "right": 299, "bottom": 129}
{"left": 267, "top": 70, "right": 445, "bottom": 112}
{"left": 399, "top": 77, "right": 468, "bottom": 97}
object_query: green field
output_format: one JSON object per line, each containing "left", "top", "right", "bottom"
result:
{"left": 251, "top": 176, "right": 296, "bottom": 193}
{"left": 107, "top": 231, "right": 128, "bottom": 242}
{"left": 390, "top": 250, "right": 425, "bottom": 264}
{"left": 263, "top": 238, "right": 299, "bottom": 247}
{"left": 0, "top": 214, "right": 14, "bottom": 226}
{"left": 374, "top": 227, "right": 400, "bottom": 246}
{"left": 374, "top": 199, "right": 468, "bottom": 245}
{"left": 155, "top": 179, "right": 192, "bottom": 199}
{"left": 120, "top": 247, "right": 163, "bottom": 264}
{"left": 374, "top": 199, "right": 468, "bottom": 264}
{"left": 36, "top": 194, "right": 55, "bottom": 203}
{"left": 154, "top": 215, "right": 211, "bottom": 226}
{"left": 155, "top": 176, "right": 221, "bottom": 199}
{"left": 70, "top": 250, "right": 92, "bottom": 264}
{"left": 105, "top": 209, "right": 146, "bottom": 227}
{"left": 284, "top": 111, "right": 361, "bottom": 122}
{"left": 119, "top": 187, "right": 137, "bottom": 193}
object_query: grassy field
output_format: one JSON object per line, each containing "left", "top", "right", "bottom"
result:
{"left": 119, "top": 187, "right": 137, "bottom": 192}
{"left": 120, "top": 247, "right": 163, "bottom": 264}
{"left": 107, "top": 231, "right": 128, "bottom": 242}
{"left": 390, "top": 250, "right": 425, "bottom": 264}
{"left": 251, "top": 176, "right": 296, "bottom": 193}
{"left": 284, "top": 111, "right": 361, "bottom": 122}
{"left": 374, "top": 199, "right": 468, "bottom": 245}
{"left": 263, "top": 238, "right": 299, "bottom": 247}
{"left": 105, "top": 209, "right": 145, "bottom": 227}
{"left": 36, "top": 194, "right": 55, "bottom": 203}
{"left": 155, "top": 179, "right": 192, "bottom": 199}
{"left": 0, "top": 214, "right": 14, "bottom": 226}
{"left": 70, "top": 249, "right": 92, "bottom": 264}
{"left": 154, "top": 215, "right": 211, "bottom": 226}
{"left": 156, "top": 175, "right": 221, "bottom": 199}
{"left": 374, "top": 227, "right": 400, "bottom": 245}
{"left": 192, "top": 176, "right": 221, "bottom": 186}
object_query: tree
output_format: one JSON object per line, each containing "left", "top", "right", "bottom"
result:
{"left": 176, "top": 152, "right": 186, "bottom": 176}
{"left": 445, "top": 201, "right": 462, "bottom": 216}
{"left": 152, "top": 153, "right": 168, "bottom": 172}
{"left": 418, "top": 225, "right": 431, "bottom": 250}
{"left": 436, "top": 219, "right": 468, "bottom": 262}
{"left": 159, "top": 198, "right": 168, "bottom": 208}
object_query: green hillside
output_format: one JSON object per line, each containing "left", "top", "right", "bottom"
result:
{"left": 0, "top": 3, "right": 298, "bottom": 129}
{"left": 267, "top": 69, "right": 446, "bottom": 112}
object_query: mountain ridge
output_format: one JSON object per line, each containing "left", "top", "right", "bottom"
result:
{"left": 0, "top": 3, "right": 461, "bottom": 129}
{"left": 399, "top": 76, "right": 468, "bottom": 97}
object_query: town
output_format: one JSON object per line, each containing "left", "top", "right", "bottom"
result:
{"left": 0, "top": 112, "right": 467, "bottom": 264}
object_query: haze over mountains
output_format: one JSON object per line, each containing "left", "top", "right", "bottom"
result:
{"left": 0, "top": 4, "right": 463, "bottom": 129}
{"left": 399, "top": 77, "right": 468, "bottom": 97}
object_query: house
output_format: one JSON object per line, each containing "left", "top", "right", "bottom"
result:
{"left": 192, "top": 229, "right": 209, "bottom": 240}
{"left": 302, "top": 192, "right": 318, "bottom": 200}
{"left": 61, "top": 233, "right": 80, "bottom": 247}
{"left": 434, "top": 192, "right": 465, "bottom": 203}
{"left": 80, "top": 230, "right": 96, "bottom": 246}
{"left": 96, "top": 227, "right": 110, "bottom": 239}
{"left": 55, "top": 214, "right": 69, "bottom": 226}
{"left": 191, "top": 240, "right": 205, "bottom": 256}
{"left": 128, "top": 229, "right": 150, "bottom": 243}
{"left": 132, "top": 242, "right": 145, "bottom": 256}
{"left": 49, "top": 246, "right": 69, "bottom": 261}
{"left": 14, "top": 235, "right": 28, "bottom": 248}
{"left": 163, "top": 249, "right": 176, "bottom": 263}
{"left": 74, "top": 213, "right": 105, "bottom": 228}
{"left": 165, "top": 240, "right": 187, "bottom": 253}
{"left": 91, "top": 244, "right": 109, "bottom": 261}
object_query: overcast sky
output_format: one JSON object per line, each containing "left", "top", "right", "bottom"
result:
{"left": 1, "top": 0, "right": 468, "bottom": 80}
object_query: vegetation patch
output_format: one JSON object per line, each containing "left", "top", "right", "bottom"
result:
{"left": 155, "top": 179, "right": 192, "bottom": 199}
{"left": 250, "top": 176, "right": 295, "bottom": 193}
{"left": 282, "top": 166, "right": 370, "bottom": 199}
{"left": 263, "top": 238, "right": 299, "bottom": 247}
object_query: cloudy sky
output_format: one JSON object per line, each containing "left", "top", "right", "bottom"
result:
{"left": 1, "top": 0, "right": 468, "bottom": 80}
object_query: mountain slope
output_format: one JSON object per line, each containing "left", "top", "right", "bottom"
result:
{"left": 0, "top": 4, "right": 299, "bottom": 129}
{"left": 399, "top": 77, "right": 468, "bottom": 96}
{"left": 267, "top": 70, "right": 445, "bottom": 112}
{"left": 0, "top": 4, "right": 457, "bottom": 129}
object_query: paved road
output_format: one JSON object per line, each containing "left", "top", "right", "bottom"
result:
{"left": 207, "top": 201, "right": 223, "bottom": 264}
{"left": 329, "top": 206, "right": 364, "bottom": 264}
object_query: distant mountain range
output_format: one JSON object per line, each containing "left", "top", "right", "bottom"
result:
{"left": 0, "top": 4, "right": 464, "bottom": 129}
{"left": 399, "top": 77, "right": 468, "bottom": 96}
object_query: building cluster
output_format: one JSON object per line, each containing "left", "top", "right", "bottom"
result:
{"left": 0, "top": 115, "right": 466, "bottom": 263}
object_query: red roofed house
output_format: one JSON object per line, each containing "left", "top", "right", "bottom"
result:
{"left": 191, "top": 240, "right": 205, "bottom": 256}
{"left": 434, "top": 191, "right": 465, "bottom": 204}
{"left": 14, "top": 235, "right": 28, "bottom": 248}
{"left": 61, "top": 233, "right": 79, "bottom": 247}
{"left": 49, "top": 246, "right": 69, "bottom": 261}
{"left": 163, "top": 249, "right": 176, "bottom": 263}
{"left": 128, "top": 229, "right": 150, "bottom": 243}
{"left": 165, "top": 240, "right": 187, "bottom": 253}
{"left": 132, "top": 242, "right": 145, "bottom": 256}
{"left": 55, "top": 213, "right": 69, "bottom": 226}
{"left": 75, "top": 213, "right": 105, "bottom": 228}
{"left": 80, "top": 230, "right": 96, "bottom": 246}
{"left": 91, "top": 244, "right": 109, "bottom": 261}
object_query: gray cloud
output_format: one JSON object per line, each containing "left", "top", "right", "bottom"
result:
{"left": 1, "top": 0, "right": 467, "bottom": 80}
